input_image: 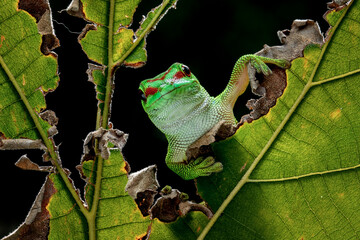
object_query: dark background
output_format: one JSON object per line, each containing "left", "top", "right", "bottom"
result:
{"left": 1, "top": 0, "right": 329, "bottom": 237}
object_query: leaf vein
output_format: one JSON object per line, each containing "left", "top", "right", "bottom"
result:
{"left": 287, "top": 67, "right": 308, "bottom": 85}
{"left": 0, "top": 8, "right": 20, "bottom": 25}
{"left": 295, "top": 100, "right": 342, "bottom": 162}
{"left": 100, "top": 173, "right": 127, "bottom": 180}
{"left": 321, "top": 175, "right": 359, "bottom": 238}
{"left": 256, "top": 183, "right": 296, "bottom": 238}
{"left": 248, "top": 164, "right": 360, "bottom": 183}
{"left": 13, "top": 54, "right": 42, "bottom": 80}
{"left": 298, "top": 180, "right": 330, "bottom": 238}
{"left": 98, "top": 194, "right": 129, "bottom": 200}
{"left": 222, "top": 212, "right": 266, "bottom": 239}
{"left": 233, "top": 135, "right": 257, "bottom": 160}
{"left": 96, "top": 220, "right": 150, "bottom": 231}
{"left": 0, "top": 33, "right": 39, "bottom": 57}
{"left": 318, "top": 84, "right": 360, "bottom": 163}
{"left": 0, "top": 85, "right": 40, "bottom": 114}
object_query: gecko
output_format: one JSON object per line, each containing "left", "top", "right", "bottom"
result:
{"left": 139, "top": 55, "right": 289, "bottom": 180}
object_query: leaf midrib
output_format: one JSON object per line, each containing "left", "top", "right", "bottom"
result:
{"left": 0, "top": 3, "right": 89, "bottom": 233}
{"left": 0, "top": 55, "right": 51, "bottom": 151}
{"left": 89, "top": 1, "right": 175, "bottom": 239}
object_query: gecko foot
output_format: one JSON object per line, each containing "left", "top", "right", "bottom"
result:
{"left": 190, "top": 156, "right": 223, "bottom": 177}
{"left": 249, "top": 56, "right": 290, "bottom": 76}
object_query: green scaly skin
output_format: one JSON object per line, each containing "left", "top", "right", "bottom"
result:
{"left": 139, "top": 55, "right": 290, "bottom": 180}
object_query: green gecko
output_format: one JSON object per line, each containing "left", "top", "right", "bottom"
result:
{"left": 139, "top": 55, "right": 289, "bottom": 180}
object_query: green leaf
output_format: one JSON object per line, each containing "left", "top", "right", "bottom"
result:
{"left": 197, "top": 0, "right": 360, "bottom": 239}
{"left": 150, "top": 212, "right": 209, "bottom": 239}
{"left": 62, "top": 141, "right": 209, "bottom": 239}
{"left": 78, "top": 0, "right": 177, "bottom": 68}
{"left": 68, "top": 0, "right": 177, "bottom": 126}
{"left": 44, "top": 128, "right": 153, "bottom": 239}
{"left": 47, "top": 145, "right": 151, "bottom": 239}
{"left": 79, "top": 136, "right": 208, "bottom": 239}
{"left": 47, "top": 173, "right": 88, "bottom": 239}
{"left": 124, "top": 0, "right": 177, "bottom": 67}
{"left": 81, "top": 149, "right": 151, "bottom": 239}
{"left": 0, "top": 0, "right": 58, "bottom": 140}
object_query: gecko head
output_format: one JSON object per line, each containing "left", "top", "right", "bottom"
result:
{"left": 139, "top": 63, "right": 201, "bottom": 113}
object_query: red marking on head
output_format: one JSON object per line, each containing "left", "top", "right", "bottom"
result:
{"left": 145, "top": 87, "right": 158, "bottom": 97}
{"left": 174, "top": 71, "right": 184, "bottom": 79}
{"left": 147, "top": 68, "right": 172, "bottom": 82}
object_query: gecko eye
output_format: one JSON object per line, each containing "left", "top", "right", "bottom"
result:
{"left": 139, "top": 90, "right": 146, "bottom": 101}
{"left": 181, "top": 64, "right": 191, "bottom": 77}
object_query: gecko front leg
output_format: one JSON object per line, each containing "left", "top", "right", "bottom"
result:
{"left": 216, "top": 54, "right": 290, "bottom": 110}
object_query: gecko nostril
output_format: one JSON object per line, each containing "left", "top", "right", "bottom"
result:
{"left": 138, "top": 89, "right": 147, "bottom": 101}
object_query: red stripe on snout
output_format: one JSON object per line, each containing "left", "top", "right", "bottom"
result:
{"left": 174, "top": 71, "right": 184, "bottom": 79}
{"left": 145, "top": 87, "right": 159, "bottom": 97}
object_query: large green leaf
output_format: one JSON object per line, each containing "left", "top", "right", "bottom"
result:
{"left": 197, "top": 0, "right": 360, "bottom": 239}
{"left": 0, "top": 0, "right": 58, "bottom": 140}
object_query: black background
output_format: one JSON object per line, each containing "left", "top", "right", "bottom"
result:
{"left": 1, "top": 0, "right": 329, "bottom": 237}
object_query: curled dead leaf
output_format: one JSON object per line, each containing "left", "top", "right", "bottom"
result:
{"left": 15, "top": 155, "right": 52, "bottom": 172}
{"left": 125, "top": 165, "right": 160, "bottom": 216}
{"left": 186, "top": 121, "right": 237, "bottom": 161}
{"left": 65, "top": 0, "right": 85, "bottom": 19}
{"left": 39, "top": 110, "right": 58, "bottom": 126}
{"left": 82, "top": 128, "right": 128, "bottom": 160}
{"left": 243, "top": 19, "right": 324, "bottom": 122}
{"left": 0, "top": 139, "right": 46, "bottom": 150}
{"left": 328, "top": 0, "right": 349, "bottom": 8}
{"left": 150, "top": 187, "right": 213, "bottom": 222}
{"left": 2, "top": 177, "right": 56, "bottom": 240}
{"left": 18, "top": 0, "right": 59, "bottom": 54}
{"left": 125, "top": 166, "right": 213, "bottom": 221}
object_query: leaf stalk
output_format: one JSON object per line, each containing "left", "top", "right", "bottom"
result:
{"left": 90, "top": 0, "right": 116, "bottom": 239}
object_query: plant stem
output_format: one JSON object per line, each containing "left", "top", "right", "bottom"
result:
{"left": 96, "top": 106, "right": 102, "bottom": 130}
{"left": 95, "top": 0, "right": 172, "bottom": 130}
{"left": 88, "top": 0, "right": 116, "bottom": 239}
{"left": 101, "top": 0, "right": 115, "bottom": 129}
{"left": 89, "top": 1, "right": 174, "bottom": 239}
{"left": 88, "top": 155, "right": 104, "bottom": 237}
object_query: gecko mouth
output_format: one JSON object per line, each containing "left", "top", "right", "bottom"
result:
{"left": 138, "top": 90, "right": 147, "bottom": 102}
